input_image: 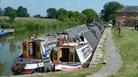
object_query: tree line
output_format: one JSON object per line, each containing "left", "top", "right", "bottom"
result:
{"left": 0, "top": 6, "right": 29, "bottom": 20}
{"left": 0, "top": 6, "right": 99, "bottom": 25}
{"left": 46, "top": 8, "right": 99, "bottom": 24}
{"left": 0, "top": 1, "right": 124, "bottom": 23}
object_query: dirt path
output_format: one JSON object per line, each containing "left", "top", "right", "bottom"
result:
{"left": 87, "top": 28, "right": 122, "bottom": 77}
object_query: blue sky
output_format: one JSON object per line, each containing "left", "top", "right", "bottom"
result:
{"left": 0, "top": 0, "right": 138, "bottom": 16}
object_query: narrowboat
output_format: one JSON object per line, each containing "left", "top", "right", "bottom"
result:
{"left": 11, "top": 36, "right": 57, "bottom": 74}
{"left": 49, "top": 32, "right": 94, "bottom": 71}
{"left": 51, "top": 42, "right": 93, "bottom": 71}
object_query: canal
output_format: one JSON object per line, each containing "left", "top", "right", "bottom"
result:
{"left": 0, "top": 34, "right": 21, "bottom": 76}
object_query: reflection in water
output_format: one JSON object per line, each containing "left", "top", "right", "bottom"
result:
{"left": 9, "top": 41, "right": 17, "bottom": 53}
{"left": 0, "top": 34, "right": 14, "bottom": 43}
{"left": 0, "top": 34, "right": 19, "bottom": 76}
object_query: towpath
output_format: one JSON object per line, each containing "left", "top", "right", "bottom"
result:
{"left": 87, "top": 28, "right": 122, "bottom": 77}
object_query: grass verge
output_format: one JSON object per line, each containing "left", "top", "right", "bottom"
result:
{"left": 28, "top": 64, "right": 102, "bottom": 77}
{"left": 110, "top": 27, "right": 138, "bottom": 77}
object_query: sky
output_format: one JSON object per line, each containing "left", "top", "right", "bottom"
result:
{"left": 0, "top": 0, "right": 138, "bottom": 16}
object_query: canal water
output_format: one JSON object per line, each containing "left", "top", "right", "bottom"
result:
{"left": 0, "top": 35, "right": 24, "bottom": 76}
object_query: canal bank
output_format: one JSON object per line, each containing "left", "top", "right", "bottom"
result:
{"left": 87, "top": 28, "right": 122, "bottom": 77}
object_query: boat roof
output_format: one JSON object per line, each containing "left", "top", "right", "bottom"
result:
{"left": 65, "top": 24, "right": 88, "bottom": 38}
{"left": 82, "top": 30, "right": 98, "bottom": 49}
{"left": 89, "top": 27, "right": 102, "bottom": 40}
{"left": 24, "top": 36, "right": 57, "bottom": 44}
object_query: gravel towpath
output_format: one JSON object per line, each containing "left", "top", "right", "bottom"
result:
{"left": 87, "top": 28, "right": 122, "bottom": 77}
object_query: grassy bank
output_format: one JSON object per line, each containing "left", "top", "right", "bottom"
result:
{"left": 28, "top": 64, "right": 102, "bottom": 77}
{"left": 110, "top": 27, "right": 138, "bottom": 77}
{"left": 0, "top": 17, "right": 81, "bottom": 40}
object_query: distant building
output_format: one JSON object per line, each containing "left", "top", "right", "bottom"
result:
{"left": 116, "top": 6, "right": 138, "bottom": 26}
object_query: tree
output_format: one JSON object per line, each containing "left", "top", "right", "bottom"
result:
{"left": 101, "top": 1, "right": 124, "bottom": 22}
{"left": 17, "top": 6, "right": 29, "bottom": 17}
{"left": 68, "top": 11, "right": 87, "bottom": 24}
{"left": 82, "top": 9, "right": 98, "bottom": 24}
{"left": 47, "top": 8, "right": 58, "bottom": 19}
{"left": 0, "top": 8, "right": 3, "bottom": 16}
{"left": 68, "top": 11, "right": 74, "bottom": 18}
{"left": 57, "top": 8, "right": 68, "bottom": 21}
{"left": 33, "top": 14, "right": 41, "bottom": 18}
{"left": 4, "top": 7, "right": 16, "bottom": 20}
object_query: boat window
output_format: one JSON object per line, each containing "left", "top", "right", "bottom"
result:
{"left": 43, "top": 42, "right": 56, "bottom": 57}
{"left": 82, "top": 47, "right": 90, "bottom": 59}
{"left": 43, "top": 44, "right": 48, "bottom": 57}
{"left": 29, "top": 43, "right": 33, "bottom": 55}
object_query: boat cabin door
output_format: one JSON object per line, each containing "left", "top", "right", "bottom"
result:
{"left": 53, "top": 47, "right": 75, "bottom": 63}
{"left": 22, "top": 40, "right": 42, "bottom": 59}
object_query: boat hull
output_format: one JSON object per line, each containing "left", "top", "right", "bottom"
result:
{"left": 54, "top": 52, "right": 93, "bottom": 71}
{"left": 11, "top": 57, "right": 53, "bottom": 74}
{"left": 55, "top": 64, "right": 81, "bottom": 71}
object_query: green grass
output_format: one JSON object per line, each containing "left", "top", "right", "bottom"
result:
{"left": 110, "top": 27, "right": 138, "bottom": 77}
{"left": 0, "top": 17, "right": 81, "bottom": 40}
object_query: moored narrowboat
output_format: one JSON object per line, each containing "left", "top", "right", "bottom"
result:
{"left": 51, "top": 42, "right": 93, "bottom": 71}
{"left": 49, "top": 32, "right": 94, "bottom": 71}
{"left": 11, "top": 36, "right": 57, "bottom": 74}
